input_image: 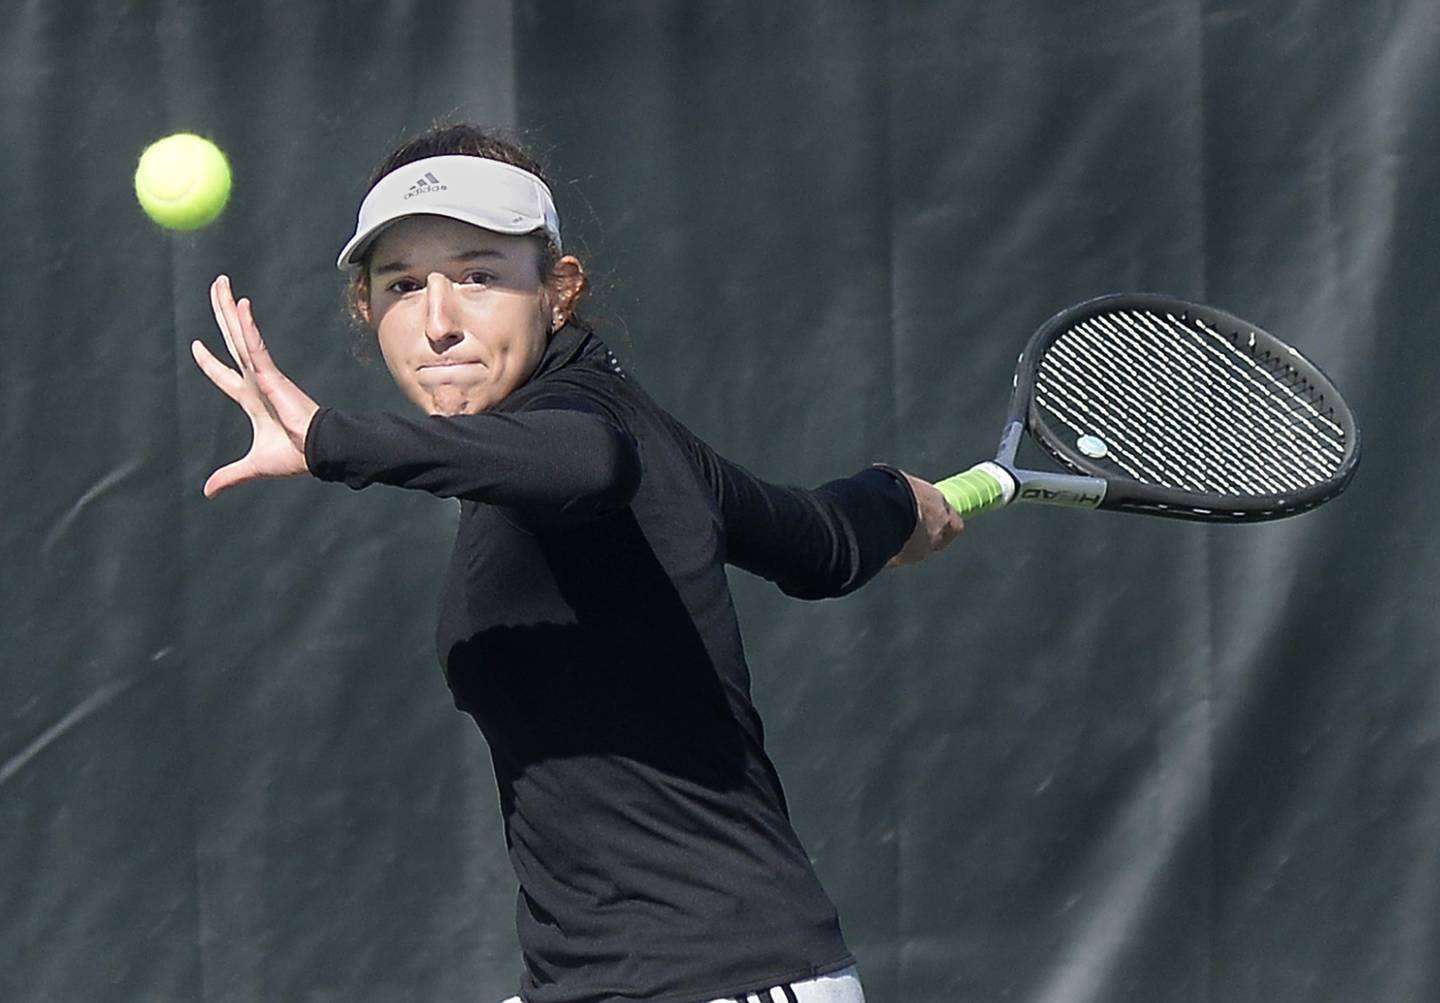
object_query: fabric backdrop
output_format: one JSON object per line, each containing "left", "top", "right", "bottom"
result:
{"left": 2, "top": 2, "right": 1435, "bottom": 1000}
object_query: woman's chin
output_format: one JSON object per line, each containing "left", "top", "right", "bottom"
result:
{"left": 424, "top": 384, "right": 481, "bottom": 416}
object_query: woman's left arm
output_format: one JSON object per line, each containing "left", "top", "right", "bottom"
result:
{"left": 191, "top": 275, "right": 638, "bottom": 519}
{"left": 303, "top": 402, "right": 640, "bottom": 520}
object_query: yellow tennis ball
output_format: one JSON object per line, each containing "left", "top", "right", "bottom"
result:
{"left": 134, "top": 133, "right": 232, "bottom": 230}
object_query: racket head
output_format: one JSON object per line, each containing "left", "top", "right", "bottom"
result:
{"left": 1008, "top": 293, "right": 1361, "bottom": 522}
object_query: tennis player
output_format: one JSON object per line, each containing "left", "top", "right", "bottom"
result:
{"left": 191, "top": 124, "right": 962, "bottom": 1003}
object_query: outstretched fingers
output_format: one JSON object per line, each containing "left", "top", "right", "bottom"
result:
{"left": 236, "top": 295, "right": 282, "bottom": 389}
{"left": 190, "top": 338, "right": 248, "bottom": 405}
{"left": 194, "top": 274, "right": 320, "bottom": 495}
{"left": 209, "top": 274, "right": 252, "bottom": 375}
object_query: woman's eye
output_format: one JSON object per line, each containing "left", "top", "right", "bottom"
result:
{"left": 385, "top": 272, "right": 492, "bottom": 295}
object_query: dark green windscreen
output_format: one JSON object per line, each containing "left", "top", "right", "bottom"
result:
{"left": 2, "top": 3, "right": 1435, "bottom": 1000}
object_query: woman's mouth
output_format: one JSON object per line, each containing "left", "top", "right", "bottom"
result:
{"left": 417, "top": 360, "right": 486, "bottom": 380}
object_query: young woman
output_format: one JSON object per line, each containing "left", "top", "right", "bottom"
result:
{"left": 192, "top": 125, "right": 962, "bottom": 1003}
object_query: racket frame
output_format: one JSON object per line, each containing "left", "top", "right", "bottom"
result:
{"left": 979, "top": 294, "right": 1360, "bottom": 523}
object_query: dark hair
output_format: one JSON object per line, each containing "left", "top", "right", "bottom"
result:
{"left": 342, "top": 123, "right": 585, "bottom": 336}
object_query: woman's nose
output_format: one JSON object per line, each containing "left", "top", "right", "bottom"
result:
{"left": 423, "top": 273, "right": 464, "bottom": 349}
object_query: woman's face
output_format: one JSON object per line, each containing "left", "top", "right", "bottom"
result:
{"left": 364, "top": 215, "right": 558, "bottom": 416}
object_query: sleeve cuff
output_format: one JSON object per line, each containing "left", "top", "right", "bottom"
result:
{"left": 870, "top": 463, "right": 919, "bottom": 536}
{"left": 303, "top": 407, "right": 336, "bottom": 481}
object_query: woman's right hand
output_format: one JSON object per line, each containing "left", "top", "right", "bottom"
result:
{"left": 888, "top": 472, "right": 965, "bottom": 567}
{"left": 190, "top": 275, "right": 320, "bottom": 498}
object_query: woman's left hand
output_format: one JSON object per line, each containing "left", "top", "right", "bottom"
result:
{"left": 190, "top": 275, "right": 320, "bottom": 498}
{"left": 888, "top": 472, "right": 965, "bottom": 567}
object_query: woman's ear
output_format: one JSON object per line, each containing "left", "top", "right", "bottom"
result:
{"left": 548, "top": 255, "right": 588, "bottom": 329}
{"left": 353, "top": 273, "right": 374, "bottom": 326}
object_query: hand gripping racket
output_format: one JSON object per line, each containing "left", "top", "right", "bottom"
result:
{"left": 934, "top": 294, "right": 1360, "bottom": 523}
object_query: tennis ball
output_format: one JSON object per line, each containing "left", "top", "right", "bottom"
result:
{"left": 134, "top": 133, "right": 232, "bottom": 230}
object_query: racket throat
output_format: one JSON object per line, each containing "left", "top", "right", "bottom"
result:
{"left": 996, "top": 419, "right": 1025, "bottom": 467}
{"left": 997, "top": 419, "right": 1107, "bottom": 510}
{"left": 1011, "top": 469, "right": 1108, "bottom": 509}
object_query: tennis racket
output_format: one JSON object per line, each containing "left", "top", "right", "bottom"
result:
{"left": 934, "top": 294, "right": 1360, "bottom": 523}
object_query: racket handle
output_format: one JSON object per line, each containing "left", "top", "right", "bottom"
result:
{"left": 934, "top": 462, "right": 1016, "bottom": 518}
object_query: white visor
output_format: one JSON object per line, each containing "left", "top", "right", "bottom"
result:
{"left": 335, "top": 155, "right": 561, "bottom": 269}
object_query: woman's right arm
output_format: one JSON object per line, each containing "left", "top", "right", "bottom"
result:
{"left": 695, "top": 445, "right": 912, "bottom": 600}
{"left": 694, "top": 443, "right": 962, "bottom": 599}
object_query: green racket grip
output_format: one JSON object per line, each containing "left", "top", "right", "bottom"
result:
{"left": 934, "top": 462, "right": 1017, "bottom": 519}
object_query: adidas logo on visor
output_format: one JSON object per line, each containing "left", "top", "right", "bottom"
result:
{"left": 403, "top": 172, "right": 447, "bottom": 200}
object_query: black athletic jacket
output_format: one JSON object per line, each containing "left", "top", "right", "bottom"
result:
{"left": 305, "top": 324, "right": 916, "bottom": 1003}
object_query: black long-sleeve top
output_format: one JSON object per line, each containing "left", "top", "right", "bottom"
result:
{"left": 305, "top": 325, "right": 917, "bottom": 1003}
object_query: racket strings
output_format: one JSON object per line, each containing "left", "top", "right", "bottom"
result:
{"left": 1064, "top": 311, "right": 1345, "bottom": 487}
{"left": 1119, "top": 313, "right": 1342, "bottom": 483}
{"left": 1057, "top": 320, "right": 1304, "bottom": 493}
{"left": 1248, "top": 344, "right": 1335, "bottom": 411}
{"left": 1035, "top": 309, "right": 1349, "bottom": 496}
{"left": 1185, "top": 318, "right": 1347, "bottom": 449}
{"left": 1051, "top": 316, "right": 1328, "bottom": 494}
{"left": 1043, "top": 330, "right": 1295, "bottom": 495}
{"left": 1148, "top": 313, "right": 1344, "bottom": 452}
{"left": 1043, "top": 336, "right": 1284, "bottom": 494}
{"left": 1154, "top": 314, "right": 1348, "bottom": 473}
{"left": 1039, "top": 335, "right": 1232, "bottom": 489}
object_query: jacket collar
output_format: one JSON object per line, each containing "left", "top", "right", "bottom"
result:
{"left": 495, "top": 322, "right": 608, "bottom": 413}
{"left": 526, "top": 321, "right": 595, "bottom": 383}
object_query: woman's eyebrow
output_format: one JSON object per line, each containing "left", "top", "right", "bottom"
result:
{"left": 373, "top": 248, "right": 506, "bottom": 277}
